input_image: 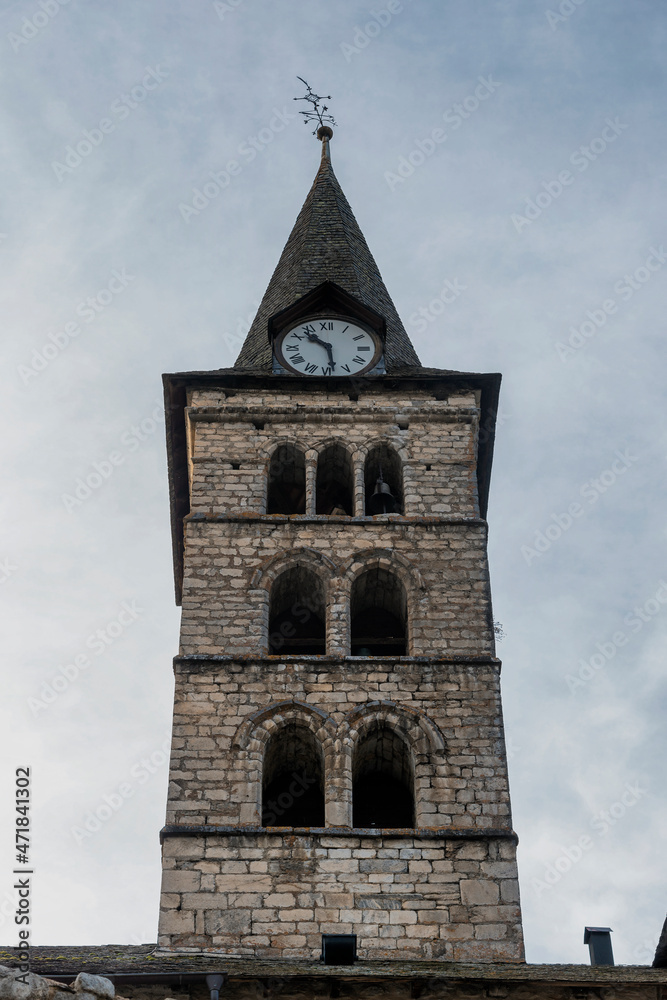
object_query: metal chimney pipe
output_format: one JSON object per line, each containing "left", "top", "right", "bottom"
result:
{"left": 584, "top": 927, "right": 614, "bottom": 966}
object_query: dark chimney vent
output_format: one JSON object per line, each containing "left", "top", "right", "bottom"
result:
{"left": 584, "top": 926, "right": 614, "bottom": 966}
{"left": 321, "top": 934, "right": 357, "bottom": 965}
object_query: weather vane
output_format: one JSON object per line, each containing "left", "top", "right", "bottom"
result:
{"left": 294, "top": 77, "right": 337, "bottom": 135}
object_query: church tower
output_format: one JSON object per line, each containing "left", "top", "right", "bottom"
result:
{"left": 158, "top": 125, "right": 524, "bottom": 963}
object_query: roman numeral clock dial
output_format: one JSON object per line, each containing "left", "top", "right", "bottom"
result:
{"left": 275, "top": 318, "right": 383, "bottom": 376}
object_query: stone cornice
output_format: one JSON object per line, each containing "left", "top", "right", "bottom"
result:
{"left": 159, "top": 825, "right": 518, "bottom": 843}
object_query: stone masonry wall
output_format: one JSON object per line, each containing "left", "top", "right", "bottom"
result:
{"left": 179, "top": 520, "right": 494, "bottom": 658}
{"left": 158, "top": 832, "right": 523, "bottom": 963}
{"left": 166, "top": 659, "right": 511, "bottom": 831}
{"left": 158, "top": 381, "right": 524, "bottom": 963}
{"left": 186, "top": 388, "right": 481, "bottom": 518}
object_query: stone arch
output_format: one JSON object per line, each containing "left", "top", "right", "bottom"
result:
{"left": 341, "top": 548, "right": 425, "bottom": 592}
{"left": 234, "top": 700, "right": 334, "bottom": 751}
{"left": 251, "top": 549, "right": 338, "bottom": 656}
{"left": 344, "top": 701, "right": 446, "bottom": 756}
{"left": 233, "top": 701, "right": 337, "bottom": 828}
{"left": 250, "top": 548, "right": 338, "bottom": 591}
{"left": 356, "top": 437, "right": 409, "bottom": 465}
{"left": 339, "top": 549, "right": 426, "bottom": 655}
{"left": 344, "top": 701, "right": 445, "bottom": 829}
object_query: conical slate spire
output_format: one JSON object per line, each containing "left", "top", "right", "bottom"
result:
{"left": 234, "top": 131, "right": 421, "bottom": 372}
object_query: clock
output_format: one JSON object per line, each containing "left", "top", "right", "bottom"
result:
{"left": 274, "top": 317, "right": 383, "bottom": 376}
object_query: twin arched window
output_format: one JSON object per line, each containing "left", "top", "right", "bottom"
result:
{"left": 267, "top": 565, "right": 408, "bottom": 656}
{"left": 267, "top": 441, "right": 403, "bottom": 516}
{"left": 261, "top": 721, "right": 415, "bottom": 829}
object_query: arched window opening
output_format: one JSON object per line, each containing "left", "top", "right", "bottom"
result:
{"left": 268, "top": 566, "right": 326, "bottom": 654}
{"left": 353, "top": 724, "right": 414, "bottom": 828}
{"left": 262, "top": 723, "right": 324, "bottom": 827}
{"left": 364, "top": 444, "right": 403, "bottom": 515}
{"left": 316, "top": 443, "right": 354, "bottom": 515}
{"left": 267, "top": 444, "right": 306, "bottom": 514}
{"left": 351, "top": 568, "right": 407, "bottom": 656}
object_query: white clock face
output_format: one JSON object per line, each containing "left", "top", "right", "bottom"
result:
{"left": 276, "top": 317, "right": 382, "bottom": 376}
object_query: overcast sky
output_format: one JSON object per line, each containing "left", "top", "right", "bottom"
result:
{"left": 1, "top": 0, "right": 666, "bottom": 967}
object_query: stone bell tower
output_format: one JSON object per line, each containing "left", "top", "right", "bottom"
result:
{"left": 158, "top": 125, "right": 524, "bottom": 963}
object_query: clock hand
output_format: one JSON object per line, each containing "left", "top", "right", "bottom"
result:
{"left": 304, "top": 331, "right": 330, "bottom": 350}
{"left": 298, "top": 331, "right": 336, "bottom": 371}
{"left": 303, "top": 331, "right": 336, "bottom": 368}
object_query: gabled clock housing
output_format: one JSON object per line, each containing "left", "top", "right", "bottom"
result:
{"left": 269, "top": 280, "right": 386, "bottom": 375}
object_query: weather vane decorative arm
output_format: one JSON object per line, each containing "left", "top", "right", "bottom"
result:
{"left": 294, "top": 77, "right": 337, "bottom": 135}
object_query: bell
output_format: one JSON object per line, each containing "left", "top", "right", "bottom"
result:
{"left": 367, "top": 475, "right": 398, "bottom": 515}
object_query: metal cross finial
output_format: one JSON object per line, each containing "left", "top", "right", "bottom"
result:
{"left": 294, "top": 76, "right": 337, "bottom": 135}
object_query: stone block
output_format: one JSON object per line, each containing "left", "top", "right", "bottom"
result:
{"left": 359, "top": 860, "right": 407, "bottom": 874}
{"left": 160, "top": 870, "right": 201, "bottom": 893}
{"left": 389, "top": 910, "right": 417, "bottom": 924}
{"left": 264, "top": 892, "right": 296, "bottom": 907}
{"left": 158, "top": 909, "right": 195, "bottom": 934}
{"left": 474, "top": 922, "right": 508, "bottom": 940}
{"left": 215, "top": 874, "right": 271, "bottom": 891}
{"left": 204, "top": 908, "right": 251, "bottom": 935}
{"left": 460, "top": 879, "right": 499, "bottom": 906}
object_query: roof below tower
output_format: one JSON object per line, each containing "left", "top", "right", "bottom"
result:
{"left": 234, "top": 133, "right": 421, "bottom": 373}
